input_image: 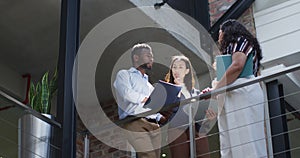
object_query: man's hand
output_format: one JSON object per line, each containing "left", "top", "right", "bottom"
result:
{"left": 158, "top": 116, "right": 168, "bottom": 125}
{"left": 141, "top": 97, "right": 148, "bottom": 103}
{"left": 160, "top": 110, "right": 173, "bottom": 120}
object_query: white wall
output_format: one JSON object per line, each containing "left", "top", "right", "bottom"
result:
{"left": 255, "top": 1, "right": 300, "bottom": 157}
{"left": 0, "top": 63, "right": 26, "bottom": 100}
{"left": 254, "top": 0, "right": 300, "bottom": 65}
{"left": 254, "top": 0, "right": 289, "bottom": 12}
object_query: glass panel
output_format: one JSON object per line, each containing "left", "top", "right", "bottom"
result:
{"left": 1, "top": 0, "right": 62, "bottom": 156}
{"left": 277, "top": 70, "right": 300, "bottom": 157}
{"left": 0, "top": 91, "right": 61, "bottom": 158}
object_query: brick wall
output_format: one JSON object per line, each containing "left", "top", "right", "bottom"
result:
{"left": 237, "top": 6, "right": 256, "bottom": 36}
{"left": 209, "top": 0, "right": 256, "bottom": 36}
{"left": 209, "top": 0, "right": 237, "bottom": 26}
{"left": 76, "top": 115, "right": 85, "bottom": 158}
{"left": 76, "top": 99, "right": 132, "bottom": 158}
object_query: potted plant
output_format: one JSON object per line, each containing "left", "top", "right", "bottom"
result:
{"left": 28, "top": 68, "right": 58, "bottom": 114}
{"left": 18, "top": 69, "right": 58, "bottom": 158}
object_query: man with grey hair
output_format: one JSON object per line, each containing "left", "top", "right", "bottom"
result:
{"left": 114, "top": 43, "right": 166, "bottom": 158}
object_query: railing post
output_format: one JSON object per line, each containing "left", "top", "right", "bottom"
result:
{"left": 188, "top": 105, "right": 196, "bottom": 158}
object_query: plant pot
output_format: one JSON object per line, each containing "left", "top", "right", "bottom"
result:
{"left": 18, "top": 113, "right": 54, "bottom": 158}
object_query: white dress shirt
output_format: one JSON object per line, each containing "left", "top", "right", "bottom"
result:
{"left": 114, "top": 67, "right": 162, "bottom": 121}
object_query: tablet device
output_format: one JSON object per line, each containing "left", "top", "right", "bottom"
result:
{"left": 144, "top": 80, "right": 182, "bottom": 111}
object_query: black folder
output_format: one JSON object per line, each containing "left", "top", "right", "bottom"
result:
{"left": 144, "top": 80, "right": 182, "bottom": 111}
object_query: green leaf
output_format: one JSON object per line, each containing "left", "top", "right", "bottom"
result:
{"left": 34, "top": 83, "right": 42, "bottom": 112}
{"left": 41, "top": 72, "right": 50, "bottom": 113}
{"left": 49, "top": 68, "right": 58, "bottom": 98}
{"left": 48, "top": 68, "right": 58, "bottom": 114}
{"left": 28, "top": 68, "right": 58, "bottom": 114}
{"left": 29, "top": 82, "right": 36, "bottom": 108}
{"left": 30, "top": 95, "right": 36, "bottom": 109}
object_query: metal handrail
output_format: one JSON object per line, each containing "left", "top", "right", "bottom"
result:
{"left": 0, "top": 90, "right": 62, "bottom": 128}
{"left": 99, "top": 63, "right": 300, "bottom": 131}
{"left": 93, "top": 63, "right": 300, "bottom": 158}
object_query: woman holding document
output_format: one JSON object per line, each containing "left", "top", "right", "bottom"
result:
{"left": 202, "top": 19, "right": 267, "bottom": 158}
{"left": 164, "top": 55, "right": 215, "bottom": 158}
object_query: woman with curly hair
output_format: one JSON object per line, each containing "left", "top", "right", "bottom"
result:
{"left": 203, "top": 19, "right": 267, "bottom": 158}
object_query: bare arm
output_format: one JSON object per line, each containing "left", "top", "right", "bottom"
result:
{"left": 214, "top": 52, "right": 247, "bottom": 89}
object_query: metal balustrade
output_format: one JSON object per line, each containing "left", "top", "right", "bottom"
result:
{"left": 95, "top": 63, "right": 300, "bottom": 158}
{"left": 1, "top": 63, "right": 300, "bottom": 157}
{"left": 0, "top": 89, "right": 61, "bottom": 158}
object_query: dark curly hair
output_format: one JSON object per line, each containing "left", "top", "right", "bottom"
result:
{"left": 219, "top": 19, "right": 263, "bottom": 70}
{"left": 164, "top": 55, "right": 195, "bottom": 91}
